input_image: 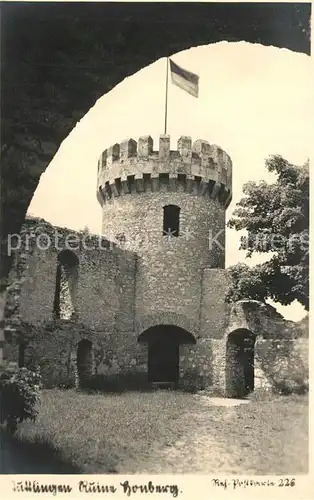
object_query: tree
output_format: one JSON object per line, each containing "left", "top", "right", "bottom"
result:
{"left": 227, "top": 155, "right": 309, "bottom": 310}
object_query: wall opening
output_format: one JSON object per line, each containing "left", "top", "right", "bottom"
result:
{"left": 163, "top": 205, "right": 180, "bottom": 237}
{"left": 138, "top": 325, "right": 196, "bottom": 384}
{"left": 18, "top": 343, "right": 26, "bottom": 368}
{"left": 226, "top": 328, "right": 255, "bottom": 398}
{"left": 53, "top": 250, "right": 79, "bottom": 320}
{"left": 77, "top": 339, "right": 93, "bottom": 388}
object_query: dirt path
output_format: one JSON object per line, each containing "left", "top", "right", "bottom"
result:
{"left": 121, "top": 397, "right": 256, "bottom": 474}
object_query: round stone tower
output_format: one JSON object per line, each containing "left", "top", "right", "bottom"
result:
{"left": 97, "top": 135, "right": 232, "bottom": 340}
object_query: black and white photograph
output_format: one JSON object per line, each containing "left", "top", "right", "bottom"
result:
{"left": 0, "top": 1, "right": 311, "bottom": 497}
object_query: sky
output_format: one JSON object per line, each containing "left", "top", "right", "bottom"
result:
{"left": 28, "top": 41, "right": 311, "bottom": 321}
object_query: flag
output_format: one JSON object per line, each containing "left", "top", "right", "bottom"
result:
{"left": 169, "top": 59, "right": 199, "bottom": 98}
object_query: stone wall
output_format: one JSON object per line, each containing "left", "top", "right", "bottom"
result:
{"left": 14, "top": 322, "right": 147, "bottom": 388}
{"left": 254, "top": 337, "right": 309, "bottom": 393}
{"left": 2, "top": 218, "right": 308, "bottom": 395}
{"left": 219, "top": 301, "right": 309, "bottom": 396}
{"left": 16, "top": 246, "right": 136, "bottom": 332}
{"left": 200, "top": 268, "right": 231, "bottom": 339}
{"left": 2, "top": 218, "right": 138, "bottom": 385}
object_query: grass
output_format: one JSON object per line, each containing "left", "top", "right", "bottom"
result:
{"left": 213, "top": 393, "right": 308, "bottom": 474}
{"left": 16, "top": 389, "right": 308, "bottom": 474}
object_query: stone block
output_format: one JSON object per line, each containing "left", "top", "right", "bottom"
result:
{"left": 120, "top": 139, "right": 137, "bottom": 161}
{"left": 159, "top": 135, "right": 170, "bottom": 159}
{"left": 138, "top": 136, "right": 153, "bottom": 156}
{"left": 178, "top": 136, "right": 192, "bottom": 163}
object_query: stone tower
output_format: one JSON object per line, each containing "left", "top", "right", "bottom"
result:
{"left": 97, "top": 135, "right": 232, "bottom": 383}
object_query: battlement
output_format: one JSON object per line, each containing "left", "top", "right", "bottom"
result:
{"left": 97, "top": 135, "right": 232, "bottom": 208}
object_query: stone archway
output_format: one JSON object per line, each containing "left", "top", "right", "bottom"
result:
{"left": 138, "top": 325, "right": 196, "bottom": 384}
{"left": 225, "top": 328, "right": 256, "bottom": 398}
{"left": 76, "top": 339, "right": 93, "bottom": 388}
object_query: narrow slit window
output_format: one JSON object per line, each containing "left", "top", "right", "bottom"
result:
{"left": 163, "top": 205, "right": 180, "bottom": 237}
{"left": 53, "top": 250, "right": 79, "bottom": 320}
{"left": 18, "top": 343, "right": 26, "bottom": 368}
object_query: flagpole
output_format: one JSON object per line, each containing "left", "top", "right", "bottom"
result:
{"left": 164, "top": 57, "right": 169, "bottom": 134}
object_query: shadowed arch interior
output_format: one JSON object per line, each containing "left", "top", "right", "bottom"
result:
{"left": 138, "top": 325, "right": 196, "bottom": 383}
{"left": 226, "top": 328, "right": 256, "bottom": 398}
{"left": 77, "top": 339, "right": 93, "bottom": 388}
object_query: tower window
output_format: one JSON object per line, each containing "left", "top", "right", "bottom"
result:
{"left": 163, "top": 205, "right": 180, "bottom": 237}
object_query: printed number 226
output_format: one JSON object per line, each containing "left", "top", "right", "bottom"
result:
{"left": 279, "top": 478, "right": 295, "bottom": 487}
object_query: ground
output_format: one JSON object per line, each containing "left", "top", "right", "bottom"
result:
{"left": 7, "top": 389, "right": 308, "bottom": 474}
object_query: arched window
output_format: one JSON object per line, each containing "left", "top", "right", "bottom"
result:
{"left": 163, "top": 205, "right": 180, "bottom": 237}
{"left": 53, "top": 250, "right": 79, "bottom": 320}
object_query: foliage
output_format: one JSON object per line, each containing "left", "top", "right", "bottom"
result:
{"left": 227, "top": 155, "right": 309, "bottom": 309}
{"left": 271, "top": 377, "right": 308, "bottom": 396}
{"left": 246, "top": 388, "right": 274, "bottom": 401}
{"left": 178, "top": 369, "right": 205, "bottom": 393}
{"left": 0, "top": 365, "right": 42, "bottom": 433}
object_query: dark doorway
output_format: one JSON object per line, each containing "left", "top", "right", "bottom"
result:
{"left": 18, "top": 343, "right": 26, "bottom": 368}
{"left": 226, "top": 329, "right": 255, "bottom": 398}
{"left": 138, "top": 325, "right": 196, "bottom": 384}
{"left": 148, "top": 341, "right": 179, "bottom": 383}
{"left": 77, "top": 339, "right": 93, "bottom": 388}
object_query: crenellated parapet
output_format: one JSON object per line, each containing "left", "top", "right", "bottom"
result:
{"left": 97, "top": 135, "right": 232, "bottom": 208}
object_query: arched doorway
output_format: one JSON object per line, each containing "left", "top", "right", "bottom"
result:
{"left": 77, "top": 339, "right": 93, "bottom": 388}
{"left": 226, "top": 328, "right": 255, "bottom": 398}
{"left": 138, "top": 325, "right": 196, "bottom": 384}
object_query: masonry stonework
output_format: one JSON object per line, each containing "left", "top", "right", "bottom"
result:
{"left": 2, "top": 135, "right": 308, "bottom": 397}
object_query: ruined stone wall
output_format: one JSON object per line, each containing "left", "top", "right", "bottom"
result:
{"left": 12, "top": 226, "right": 137, "bottom": 332}
{"left": 254, "top": 337, "right": 309, "bottom": 393}
{"left": 2, "top": 218, "right": 139, "bottom": 384}
{"left": 17, "top": 324, "right": 148, "bottom": 388}
{"left": 215, "top": 301, "right": 309, "bottom": 395}
{"left": 2, "top": 212, "right": 308, "bottom": 394}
